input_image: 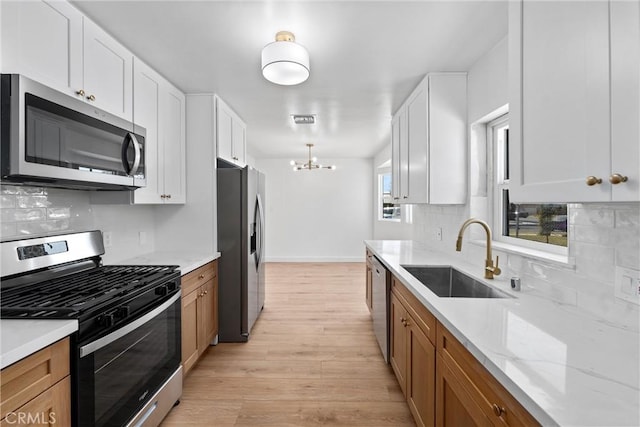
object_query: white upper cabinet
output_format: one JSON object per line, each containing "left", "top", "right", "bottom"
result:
{"left": 509, "top": 0, "right": 639, "bottom": 203}
{"left": 391, "top": 106, "right": 409, "bottom": 201}
{"left": 132, "top": 59, "right": 185, "bottom": 204}
{"left": 1, "top": 0, "right": 133, "bottom": 121}
{"left": 391, "top": 73, "right": 467, "bottom": 205}
{"left": 1, "top": 0, "right": 83, "bottom": 96}
{"left": 215, "top": 95, "right": 246, "bottom": 167}
{"left": 82, "top": 19, "right": 133, "bottom": 121}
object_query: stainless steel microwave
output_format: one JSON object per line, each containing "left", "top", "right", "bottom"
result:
{"left": 1, "top": 74, "right": 146, "bottom": 190}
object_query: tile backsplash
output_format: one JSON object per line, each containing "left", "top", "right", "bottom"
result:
{"left": 411, "top": 202, "right": 640, "bottom": 329}
{"left": 0, "top": 185, "right": 156, "bottom": 264}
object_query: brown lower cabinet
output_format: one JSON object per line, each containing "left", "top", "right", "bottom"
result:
{"left": 388, "top": 274, "right": 540, "bottom": 427}
{"left": 0, "top": 338, "right": 71, "bottom": 427}
{"left": 181, "top": 260, "right": 218, "bottom": 375}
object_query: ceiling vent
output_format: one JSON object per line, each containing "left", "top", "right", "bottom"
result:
{"left": 292, "top": 114, "right": 316, "bottom": 124}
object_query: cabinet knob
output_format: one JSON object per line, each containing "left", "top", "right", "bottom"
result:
{"left": 204, "top": 290, "right": 208, "bottom": 295}
{"left": 160, "top": 194, "right": 166, "bottom": 199}
{"left": 166, "top": 194, "right": 172, "bottom": 199}
{"left": 492, "top": 404, "right": 505, "bottom": 417}
{"left": 403, "top": 195, "right": 408, "bottom": 199}
{"left": 585, "top": 176, "right": 602, "bottom": 186}
{"left": 76, "top": 89, "right": 85, "bottom": 97}
{"left": 233, "top": 156, "right": 239, "bottom": 161}
{"left": 609, "top": 173, "right": 628, "bottom": 185}
{"left": 87, "top": 94, "right": 96, "bottom": 101}
{"left": 198, "top": 274, "right": 205, "bottom": 279}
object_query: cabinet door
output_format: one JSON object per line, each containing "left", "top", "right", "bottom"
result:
{"left": 132, "top": 59, "right": 163, "bottom": 204}
{"left": 232, "top": 119, "right": 246, "bottom": 166}
{"left": 406, "top": 81, "right": 428, "bottom": 204}
{"left": 391, "top": 113, "right": 402, "bottom": 201}
{"left": 509, "top": 0, "right": 610, "bottom": 203}
{"left": 0, "top": 0, "right": 83, "bottom": 97}
{"left": 610, "top": 0, "right": 640, "bottom": 201}
{"left": 436, "top": 355, "right": 491, "bottom": 427}
{"left": 161, "top": 84, "right": 186, "bottom": 203}
{"left": 181, "top": 288, "right": 199, "bottom": 375}
{"left": 0, "top": 377, "right": 71, "bottom": 427}
{"left": 199, "top": 279, "right": 217, "bottom": 355}
{"left": 82, "top": 18, "right": 133, "bottom": 121}
{"left": 428, "top": 73, "right": 467, "bottom": 204}
{"left": 216, "top": 97, "right": 234, "bottom": 162}
{"left": 407, "top": 318, "right": 435, "bottom": 427}
{"left": 390, "top": 292, "right": 407, "bottom": 396}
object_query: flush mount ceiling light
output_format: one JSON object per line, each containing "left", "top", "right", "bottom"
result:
{"left": 262, "top": 31, "right": 310, "bottom": 86}
{"left": 290, "top": 144, "right": 335, "bottom": 171}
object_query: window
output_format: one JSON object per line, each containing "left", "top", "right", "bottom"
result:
{"left": 379, "top": 172, "right": 400, "bottom": 221}
{"left": 490, "top": 115, "right": 568, "bottom": 253}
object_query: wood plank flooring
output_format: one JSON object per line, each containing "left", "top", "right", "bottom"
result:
{"left": 161, "top": 262, "right": 415, "bottom": 426}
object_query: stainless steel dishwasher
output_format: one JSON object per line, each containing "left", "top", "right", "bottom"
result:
{"left": 371, "top": 255, "right": 390, "bottom": 362}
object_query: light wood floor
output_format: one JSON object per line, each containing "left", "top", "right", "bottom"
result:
{"left": 161, "top": 262, "right": 415, "bottom": 426}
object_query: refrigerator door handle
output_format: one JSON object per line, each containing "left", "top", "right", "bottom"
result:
{"left": 256, "top": 194, "right": 265, "bottom": 267}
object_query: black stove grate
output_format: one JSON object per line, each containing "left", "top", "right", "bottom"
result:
{"left": 1, "top": 265, "right": 178, "bottom": 319}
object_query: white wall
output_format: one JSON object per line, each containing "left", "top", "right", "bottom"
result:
{"left": 255, "top": 158, "right": 373, "bottom": 262}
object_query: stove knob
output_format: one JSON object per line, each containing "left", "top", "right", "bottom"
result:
{"left": 98, "top": 313, "right": 115, "bottom": 327}
{"left": 167, "top": 281, "right": 177, "bottom": 292}
{"left": 155, "top": 285, "right": 168, "bottom": 296}
{"left": 116, "top": 306, "right": 130, "bottom": 319}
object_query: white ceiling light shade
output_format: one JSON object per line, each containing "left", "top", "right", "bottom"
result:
{"left": 261, "top": 31, "right": 310, "bottom": 86}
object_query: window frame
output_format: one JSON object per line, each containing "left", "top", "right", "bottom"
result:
{"left": 378, "top": 170, "right": 401, "bottom": 222}
{"left": 488, "top": 114, "right": 568, "bottom": 256}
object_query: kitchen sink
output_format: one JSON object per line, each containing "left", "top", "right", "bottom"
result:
{"left": 401, "top": 265, "right": 511, "bottom": 298}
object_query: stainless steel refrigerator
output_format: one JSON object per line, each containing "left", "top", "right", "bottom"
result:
{"left": 217, "top": 161, "right": 266, "bottom": 342}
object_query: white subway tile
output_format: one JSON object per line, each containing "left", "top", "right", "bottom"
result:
{"left": 47, "top": 207, "right": 71, "bottom": 220}
{"left": 1, "top": 185, "right": 20, "bottom": 195}
{"left": 615, "top": 208, "right": 640, "bottom": 228}
{"left": 572, "top": 242, "right": 615, "bottom": 264}
{"left": 13, "top": 208, "right": 47, "bottom": 222}
{"left": 16, "top": 195, "right": 51, "bottom": 208}
{"left": 0, "top": 195, "right": 16, "bottom": 208}
{"left": 570, "top": 206, "right": 615, "bottom": 227}
{"left": 1, "top": 223, "right": 17, "bottom": 239}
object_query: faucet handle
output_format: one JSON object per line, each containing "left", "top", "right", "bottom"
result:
{"left": 493, "top": 256, "right": 501, "bottom": 276}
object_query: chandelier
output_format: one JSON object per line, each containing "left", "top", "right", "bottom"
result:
{"left": 290, "top": 144, "right": 336, "bottom": 171}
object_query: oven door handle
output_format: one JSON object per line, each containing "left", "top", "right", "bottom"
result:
{"left": 80, "top": 292, "right": 180, "bottom": 358}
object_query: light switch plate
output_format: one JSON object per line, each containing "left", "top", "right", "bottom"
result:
{"left": 103, "top": 231, "right": 113, "bottom": 248}
{"left": 615, "top": 266, "right": 640, "bottom": 305}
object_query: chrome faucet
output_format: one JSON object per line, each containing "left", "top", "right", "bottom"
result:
{"left": 456, "top": 218, "right": 501, "bottom": 279}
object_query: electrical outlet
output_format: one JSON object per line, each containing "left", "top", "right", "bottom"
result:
{"left": 435, "top": 227, "right": 442, "bottom": 241}
{"left": 615, "top": 266, "right": 640, "bottom": 305}
{"left": 103, "top": 231, "right": 113, "bottom": 248}
{"left": 139, "top": 231, "right": 147, "bottom": 245}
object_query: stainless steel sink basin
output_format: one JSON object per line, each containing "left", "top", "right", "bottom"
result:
{"left": 401, "top": 265, "right": 511, "bottom": 298}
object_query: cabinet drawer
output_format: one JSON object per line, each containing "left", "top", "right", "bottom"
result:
{"left": 182, "top": 261, "right": 217, "bottom": 296}
{"left": 436, "top": 324, "right": 539, "bottom": 427}
{"left": 0, "top": 376, "right": 71, "bottom": 427}
{"left": 0, "top": 338, "right": 70, "bottom": 419}
{"left": 366, "top": 249, "right": 374, "bottom": 267}
{"left": 391, "top": 277, "right": 436, "bottom": 344}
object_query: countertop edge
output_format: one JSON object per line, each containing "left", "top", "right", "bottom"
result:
{"left": 0, "top": 319, "right": 78, "bottom": 369}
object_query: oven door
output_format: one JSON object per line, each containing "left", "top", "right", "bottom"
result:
{"left": 77, "top": 292, "right": 181, "bottom": 427}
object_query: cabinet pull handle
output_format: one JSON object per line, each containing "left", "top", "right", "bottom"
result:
{"left": 76, "top": 89, "right": 85, "bottom": 97}
{"left": 87, "top": 94, "right": 96, "bottom": 101}
{"left": 585, "top": 176, "right": 602, "bottom": 186}
{"left": 492, "top": 404, "right": 505, "bottom": 417}
{"left": 609, "top": 173, "right": 628, "bottom": 185}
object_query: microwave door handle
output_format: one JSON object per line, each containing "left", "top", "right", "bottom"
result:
{"left": 121, "top": 133, "right": 141, "bottom": 176}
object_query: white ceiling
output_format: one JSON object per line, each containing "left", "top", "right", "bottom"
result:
{"left": 72, "top": 1, "right": 508, "bottom": 160}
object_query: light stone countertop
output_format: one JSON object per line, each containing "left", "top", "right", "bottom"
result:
{"left": 113, "top": 251, "right": 221, "bottom": 275}
{"left": 365, "top": 239, "right": 639, "bottom": 427}
{"left": 0, "top": 319, "right": 78, "bottom": 369}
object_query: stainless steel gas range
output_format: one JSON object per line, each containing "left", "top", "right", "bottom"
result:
{"left": 0, "top": 230, "right": 182, "bottom": 427}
